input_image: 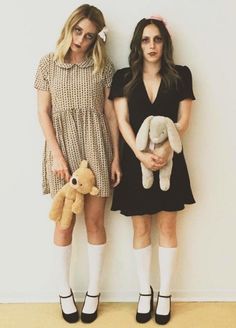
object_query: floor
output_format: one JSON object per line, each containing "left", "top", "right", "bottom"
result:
{"left": 1, "top": 302, "right": 236, "bottom": 328}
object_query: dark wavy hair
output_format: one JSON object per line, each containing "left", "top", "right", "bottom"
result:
{"left": 124, "top": 18, "right": 179, "bottom": 98}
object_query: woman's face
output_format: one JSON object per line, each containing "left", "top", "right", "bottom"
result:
{"left": 141, "top": 24, "right": 163, "bottom": 64}
{"left": 71, "top": 18, "right": 97, "bottom": 55}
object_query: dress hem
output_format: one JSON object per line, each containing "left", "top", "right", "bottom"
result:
{"left": 43, "top": 189, "right": 112, "bottom": 198}
{"left": 111, "top": 201, "right": 195, "bottom": 217}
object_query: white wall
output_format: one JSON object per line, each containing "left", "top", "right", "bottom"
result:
{"left": 0, "top": 0, "right": 236, "bottom": 302}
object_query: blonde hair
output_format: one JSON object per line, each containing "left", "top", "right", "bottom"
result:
{"left": 54, "top": 4, "right": 107, "bottom": 73}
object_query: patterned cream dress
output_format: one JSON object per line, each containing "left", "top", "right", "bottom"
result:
{"left": 34, "top": 53, "right": 114, "bottom": 197}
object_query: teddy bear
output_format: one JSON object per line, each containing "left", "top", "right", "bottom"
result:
{"left": 49, "top": 160, "right": 99, "bottom": 229}
{"left": 136, "top": 115, "right": 182, "bottom": 191}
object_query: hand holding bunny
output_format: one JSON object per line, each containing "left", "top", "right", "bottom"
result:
{"left": 136, "top": 116, "right": 182, "bottom": 191}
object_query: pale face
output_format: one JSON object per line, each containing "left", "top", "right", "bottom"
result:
{"left": 71, "top": 18, "right": 97, "bottom": 55}
{"left": 141, "top": 24, "right": 163, "bottom": 64}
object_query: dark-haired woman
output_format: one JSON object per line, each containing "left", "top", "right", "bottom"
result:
{"left": 109, "top": 17, "right": 195, "bottom": 325}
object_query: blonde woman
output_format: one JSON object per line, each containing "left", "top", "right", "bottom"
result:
{"left": 34, "top": 4, "right": 120, "bottom": 324}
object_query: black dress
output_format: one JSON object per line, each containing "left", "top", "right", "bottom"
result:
{"left": 109, "top": 65, "right": 195, "bottom": 216}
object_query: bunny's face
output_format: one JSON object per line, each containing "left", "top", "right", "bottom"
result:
{"left": 149, "top": 118, "right": 168, "bottom": 144}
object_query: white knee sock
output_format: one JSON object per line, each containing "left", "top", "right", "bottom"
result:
{"left": 156, "top": 246, "right": 177, "bottom": 316}
{"left": 82, "top": 243, "right": 106, "bottom": 314}
{"left": 54, "top": 244, "right": 77, "bottom": 314}
{"left": 134, "top": 245, "right": 152, "bottom": 313}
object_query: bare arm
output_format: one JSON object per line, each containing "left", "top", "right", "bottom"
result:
{"left": 37, "top": 90, "right": 70, "bottom": 181}
{"left": 104, "top": 87, "right": 121, "bottom": 186}
{"left": 113, "top": 97, "right": 164, "bottom": 171}
{"left": 176, "top": 99, "right": 193, "bottom": 136}
{"left": 160, "top": 99, "right": 193, "bottom": 160}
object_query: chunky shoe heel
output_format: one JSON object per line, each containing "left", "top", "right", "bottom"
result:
{"left": 136, "top": 286, "right": 153, "bottom": 323}
{"left": 155, "top": 292, "right": 171, "bottom": 325}
{"left": 59, "top": 289, "right": 79, "bottom": 323}
{"left": 81, "top": 292, "right": 100, "bottom": 323}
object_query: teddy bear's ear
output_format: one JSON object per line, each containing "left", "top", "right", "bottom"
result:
{"left": 166, "top": 118, "right": 182, "bottom": 153}
{"left": 90, "top": 186, "right": 99, "bottom": 196}
{"left": 136, "top": 116, "right": 153, "bottom": 151}
{"left": 80, "top": 160, "right": 88, "bottom": 168}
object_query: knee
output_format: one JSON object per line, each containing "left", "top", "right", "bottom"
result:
{"left": 54, "top": 223, "right": 74, "bottom": 245}
{"left": 159, "top": 221, "right": 176, "bottom": 239}
{"left": 134, "top": 224, "right": 151, "bottom": 240}
{"left": 86, "top": 216, "right": 104, "bottom": 235}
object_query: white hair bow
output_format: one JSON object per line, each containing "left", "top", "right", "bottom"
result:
{"left": 98, "top": 26, "right": 108, "bottom": 42}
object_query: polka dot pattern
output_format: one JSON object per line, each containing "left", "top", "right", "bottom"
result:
{"left": 34, "top": 53, "right": 114, "bottom": 197}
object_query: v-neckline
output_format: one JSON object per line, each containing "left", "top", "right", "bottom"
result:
{"left": 142, "top": 78, "right": 162, "bottom": 105}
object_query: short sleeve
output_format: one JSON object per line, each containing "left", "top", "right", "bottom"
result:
{"left": 108, "top": 68, "right": 130, "bottom": 100}
{"left": 103, "top": 58, "right": 115, "bottom": 88}
{"left": 178, "top": 66, "right": 195, "bottom": 101}
{"left": 34, "top": 54, "right": 50, "bottom": 91}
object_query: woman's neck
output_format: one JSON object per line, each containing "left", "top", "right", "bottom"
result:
{"left": 66, "top": 50, "right": 86, "bottom": 64}
{"left": 143, "top": 61, "right": 161, "bottom": 77}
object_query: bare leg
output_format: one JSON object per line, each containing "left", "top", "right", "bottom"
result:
{"left": 157, "top": 211, "right": 177, "bottom": 248}
{"left": 132, "top": 215, "right": 152, "bottom": 249}
{"left": 54, "top": 215, "right": 76, "bottom": 246}
{"left": 84, "top": 195, "right": 107, "bottom": 245}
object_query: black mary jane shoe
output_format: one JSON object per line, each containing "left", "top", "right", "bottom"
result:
{"left": 136, "top": 286, "right": 154, "bottom": 323}
{"left": 81, "top": 292, "right": 101, "bottom": 323}
{"left": 155, "top": 292, "right": 172, "bottom": 325}
{"left": 59, "top": 289, "right": 79, "bottom": 323}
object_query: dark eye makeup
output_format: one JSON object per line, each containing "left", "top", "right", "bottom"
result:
{"left": 141, "top": 35, "right": 163, "bottom": 44}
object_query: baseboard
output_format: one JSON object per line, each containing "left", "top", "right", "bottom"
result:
{"left": 172, "top": 290, "right": 236, "bottom": 302}
{"left": 1, "top": 290, "right": 236, "bottom": 303}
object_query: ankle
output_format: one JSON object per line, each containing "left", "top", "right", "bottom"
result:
{"left": 59, "top": 290, "right": 78, "bottom": 319}
{"left": 59, "top": 287, "right": 71, "bottom": 297}
{"left": 82, "top": 292, "right": 100, "bottom": 314}
{"left": 81, "top": 292, "right": 100, "bottom": 323}
{"left": 156, "top": 293, "right": 171, "bottom": 315}
{"left": 136, "top": 286, "right": 153, "bottom": 323}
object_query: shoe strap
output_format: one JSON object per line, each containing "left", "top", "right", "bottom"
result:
{"left": 139, "top": 286, "right": 153, "bottom": 297}
{"left": 158, "top": 292, "right": 172, "bottom": 299}
{"left": 139, "top": 291, "right": 152, "bottom": 297}
{"left": 86, "top": 292, "right": 100, "bottom": 298}
{"left": 59, "top": 289, "right": 73, "bottom": 299}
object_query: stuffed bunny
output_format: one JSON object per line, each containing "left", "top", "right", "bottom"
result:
{"left": 136, "top": 116, "right": 182, "bottom": 191}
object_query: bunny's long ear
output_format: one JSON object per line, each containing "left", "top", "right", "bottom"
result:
{"left": 166, "top": 118, "right": 182, "bottom": 153}
{"left": 136, "top": 116, "right": 153, "bottom": 151}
